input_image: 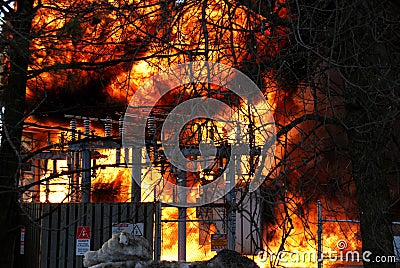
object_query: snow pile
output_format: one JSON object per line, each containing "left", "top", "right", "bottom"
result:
{"left": 83, "top": 232, "right": 152, "bottom": 268}
{"left": 84, "top": 233, "right": 259, "bottom": 268}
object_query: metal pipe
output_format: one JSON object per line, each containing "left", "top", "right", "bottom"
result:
{"left": 44, "top": 159, "right": 49, "bottom": 203}
{"left": 124, "top": 148, "right": 130, "bottom": 164}
{"left": 116, "top": 148, "right": 121, "bottom": 165}
{"left": 116, "top": 117, "right": 123, "bottom": 167}
{"left": 323, "top": 219, "right": 360, "bottom": 223}
{"left": 73, "top": 151, "right": 80, "bottom": 202}
{"left": 47, "top": 131, "right": 51, "bottom": 146}
{"left": 67, "top": 153, "right": 73, "bottom": 202}
{"left": 317, "top": 200, "right": 323, "bottom": 268}
{"left": 66, "top": 114, "right": 118, "bottom": 123}
{"left": 81, "top": 149, "right": 91, "bottom": 203}
{"left": 115, "top": 117, "right": 123, "bottom": 166}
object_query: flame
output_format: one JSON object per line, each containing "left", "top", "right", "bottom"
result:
{"left": 39, "top": 159, "right": 70, "bottom": 203}
{"left": 34, "top": 149, "right": 132, "bottom": 203}
{"left": 251, "top": 194, "right": 361, "bottom": 268}
{"left": 91, "top": 148, "right": 132, "bottom": 202}
{"left": 26, "top": 0, "right": 284, "bottom": 103}
{"left": 19, "top": 0, "right": 361, "bottom": 265}
{"left": 161, "top": 207, "right": 217, "bottom": 262}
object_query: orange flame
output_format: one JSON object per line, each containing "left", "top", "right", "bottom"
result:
{"left": 20, "top": 0, "right": 361, "bottom": 266}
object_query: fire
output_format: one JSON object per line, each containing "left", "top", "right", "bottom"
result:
{"left": 39, "top": 159, "right": 70, "bottom": 203}
{"left": 161, "top": 207, "right": 217, "bottom": 262}
{"left": 33, "top": 148, "right": 132, "bottom": 203}
{"left": 22, "top": 116, "right": 130, "bottom": 203}
{"left": 15, "top": 0, "right": 362, "bottom": 265}
{"left": 255, "top": 195, "right": 361, "bottom": 267}
{"left": 91, "top": 149, "right": 132, "bottom": 202}
{"left": 29, "top": 0, "right": 282, "bottom": 103}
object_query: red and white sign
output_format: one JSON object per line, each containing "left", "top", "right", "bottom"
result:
{"left": 77, "top": 226, "right": 91, "bottom": 239}
{"left": 76, "top": 226, "right": 91, "bottom": 256}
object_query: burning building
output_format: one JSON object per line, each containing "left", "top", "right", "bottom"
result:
{"left": 4, "top": 0, "right": 395, "bottom": 267}
{"left": 14, "top": 0, "right": 282, "bottom": 264}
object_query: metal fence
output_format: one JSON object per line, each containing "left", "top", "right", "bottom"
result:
{"left": 19, "top": 199, "right": 261, "bottom": 266}
{"left": 20, "top": 202, "right": 158, "bottom": 268}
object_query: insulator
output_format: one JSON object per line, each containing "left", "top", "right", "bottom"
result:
{"left": 119, "top": 116, "right": 124, "bottom": 137}
{"left": 105, "top": 116, "right": 111, "bottom": 137}
{"left": 70, "top": 118, "right": 76, "bottom": 141}
{"left": 147, "top": 115, "right": 155, "bottom": 136}
{"left": 84, "top": 118, "right": 90, "bottom": 136}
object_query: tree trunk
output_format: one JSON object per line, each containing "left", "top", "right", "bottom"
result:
{"left": 342, "top": 1, "right": 399, "bottom": 267}
{"left": 0, "top": 0, "right": 34, "bottom": 266}
{"left": 346, "top": 109, "right": 395, "bottom": 268}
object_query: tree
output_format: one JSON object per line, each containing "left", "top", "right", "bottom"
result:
{"left": 0, "top": 0, "right": 34, "bottom": 265}
{"left": 287, "top": 1, "right": 400, "bottom": 266}
{"left": 240, "top": 0, "right": 400, "bottom": 266}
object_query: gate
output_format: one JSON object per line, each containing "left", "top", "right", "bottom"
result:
{"left": 158, "top": 194, "right": 262, "bottom": 262}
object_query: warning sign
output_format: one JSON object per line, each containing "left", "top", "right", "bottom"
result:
{"left": 112, "top": 223, "right": 133, "bottom": 235}
{"left": 76, "top": 226, "right": 91, "bottom": 256}
{"left": 133, "top": 223, "right": 144, "bottom": 236}
{"left": 77, "top": 226, "right": 91, "bottom": 239}
{"left": 112, "top": 223, "right": 144, "bottom": 236}
{"left": 76, "top": 239, "right": 90, "bottom": 256}
{"left": 211, "top": 234, "right": 228, "bottom": 252}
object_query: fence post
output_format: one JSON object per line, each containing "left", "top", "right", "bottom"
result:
{"left": 227, "top": 152, "right": 237, "bottom": 251}
{"left": 131, "top": 147, "right": 142, "bottom": 202}
{"left": 154, "top": 200, "right": 162, "bottom": 262}
{"left": 317, "top": 200, "right": 323, "bottom": 268}
{"left": 175, "top": 168, "right": 186, "bottom": 261}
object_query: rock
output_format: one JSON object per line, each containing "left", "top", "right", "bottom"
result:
{"left": 83, "top": 232, "right": 152, "bottom": 268}
{"left": 207, "top": 249, "right": 259, "bottom": 268}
